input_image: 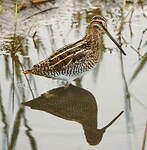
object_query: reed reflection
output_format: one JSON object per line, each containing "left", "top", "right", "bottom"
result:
{"left": 0, "top": 35, "right": 38, "bottom": 150}
{"left": 23, "top": 84, "right": 123, "bottom": 145}
{"left": 0, "top": 84, "right": 9, "bottom": 149}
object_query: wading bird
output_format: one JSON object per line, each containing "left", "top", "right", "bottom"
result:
{"left": 23, "top": 16, "right": 126, "bottom": 82}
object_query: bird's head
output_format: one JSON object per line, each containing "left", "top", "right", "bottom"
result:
{"left": 89, "top": 15, "right": 107, "bottom": 34}
{"left": 87, "top": 15, "right": 126, "bottom": 56}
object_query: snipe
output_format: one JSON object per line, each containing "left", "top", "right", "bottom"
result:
{"left": 23, "top": 16, "right": 126, "bottom": 81}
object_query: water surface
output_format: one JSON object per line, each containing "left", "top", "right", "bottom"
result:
{"left": 0, "top": 0, "right": 147, "bottom": 150}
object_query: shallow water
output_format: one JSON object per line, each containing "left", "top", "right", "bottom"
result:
{"left": 0, "top": 0, "right": 147, "bottom": 150}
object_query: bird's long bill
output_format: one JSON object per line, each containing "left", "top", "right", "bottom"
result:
{"left": 102, "top": 25, "right": 126, "bottom": 56}
{"left": 101, "top": 111, "right": 124, "bottom": 131}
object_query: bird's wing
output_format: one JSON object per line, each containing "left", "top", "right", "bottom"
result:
{"left": 36, "top": 41, "right": 91, "bottom": 71}
{"left": 48, "top": 39, "right": 84, "bottom": 60}
{"left": 48, "top": 49, "right": 88, "bottom": 71}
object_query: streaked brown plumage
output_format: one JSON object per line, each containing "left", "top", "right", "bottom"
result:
{"left": 23, "top": 16, "right": 126, "bottom": 81}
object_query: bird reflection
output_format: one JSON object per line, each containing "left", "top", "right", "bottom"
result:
{"left": 23, "top": 84, "right": 123, "bottom": 145}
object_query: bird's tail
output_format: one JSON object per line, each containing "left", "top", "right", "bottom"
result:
{"left": 22, "top": 70, "right": 32, "bottom": 74}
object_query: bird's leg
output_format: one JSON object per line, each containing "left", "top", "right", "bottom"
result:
{"left": 64, "top": 80, "right": 71, "bottom": 88}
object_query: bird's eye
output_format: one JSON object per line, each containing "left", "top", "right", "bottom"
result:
{"left": 99, "top": 22, "right": 103, "bottom": 25}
